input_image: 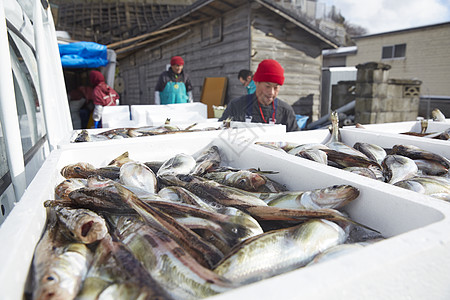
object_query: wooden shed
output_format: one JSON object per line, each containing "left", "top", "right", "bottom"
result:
{"left": 115, "top": 0, "right": 340, "bottom": 122}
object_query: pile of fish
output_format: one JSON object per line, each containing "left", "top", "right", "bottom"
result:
{"left": 29, "top": 145, "right": 382, "bottom": 300}
{"left": 257, "top": 111, "right": 450, "bottom": 201}
{"left": 398, "top": 112, "right": 449, "bottom": 140}
{"left": 73, "top": 118, "right": 230, "bottom": 143}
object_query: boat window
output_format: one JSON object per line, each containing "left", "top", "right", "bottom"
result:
{"left": 8, "top": 31, "right": 47, "bottom": 156}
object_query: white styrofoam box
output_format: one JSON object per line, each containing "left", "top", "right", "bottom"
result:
{"left": 254, "top": 126, "right": 448, "bottom": 158}
{"left": 146, "top": 111, "right": 205, "bottom": 126}
{"left": 102, "top": 119, "right": 138, "bottom": 129}
{"left": 101, "top": 105, "right": 131, "bottom": 128}
{"left": 340, "top": 128, "right": 449, "bottom": 158}
{"left": 2, "top": 136, "right": 450, "bottom": 299}
{"left": 59, "top": 122, "right": 287, "bottom": 150}
{"left": 349, "top": 120, "right": 450, "bottom": 134}
{"left": 130, "top": 103, "right": 208, "bottom": 126}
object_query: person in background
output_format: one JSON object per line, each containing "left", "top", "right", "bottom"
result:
{"left": 67, "top": 88, "right": 86, "bottom": 129}
{"left": 154, "top": 56, "right": 193, "bottom": 105}
{"left": 78, "top": 85, "right": 94, "bottom": 129}
{"left": 219, "top": 59, "right": 299, "bottom": 132}
{"left": 89, "top": 70, "right": 120, "bottom": 128}
{"left": 238, "top": 69, "right": 256, "bottom": 94}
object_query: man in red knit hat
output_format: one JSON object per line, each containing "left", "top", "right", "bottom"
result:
{"left": 220, "top": 59, "right": 299, "bottom": 131}
{"left": 154, "top": 55, "right": 193, "bottom": 105}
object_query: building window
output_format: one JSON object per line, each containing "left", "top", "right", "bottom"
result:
{"left": 382, "top": 43, "right": 406, "bottom": 59}
{"left": 201, "top": 18, "right": 222, "bottom": 46}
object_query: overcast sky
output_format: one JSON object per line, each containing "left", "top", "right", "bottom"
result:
{"left": 319, "top": 0, "right": 450, "bottom": 34}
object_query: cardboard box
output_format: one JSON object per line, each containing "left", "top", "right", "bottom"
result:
{"left": 1, "top": 136, "right": 450, "bottom": 300}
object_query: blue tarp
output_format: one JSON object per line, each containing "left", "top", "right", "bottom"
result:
{"left": 59, "top": 41, "right": 108, "bottom": 68}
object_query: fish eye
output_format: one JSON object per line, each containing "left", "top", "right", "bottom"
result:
{"left": 238, "top": 179, "right": 247, "bottom": 185}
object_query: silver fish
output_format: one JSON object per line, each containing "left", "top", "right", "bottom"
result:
{"left": 158, "top": 185, "right": 217, "bottom": 211}
{"left": 160, "top": 175, "right": 268, "bottom": 207}
{"left": 157, "top": 186, "right": 264, "bottom": 231}
{"left": 255, "top": 141, "right": 299, "bottom": 152}
{"left": 295, "top": 148, "right": 328, "bottom": 165}
{"left": 382, "top": 155, "right": 419, "bottom": 184}
{"left": 44, "top": 202, "right": 108, "bottom": 244}
{"left": 432, "top": 108, "right": 446, "bottom": 122}
{"left": 325, "top": 111, "right": 369, "bottom": 158}
{"left": 76, "top": 237, "right": 118, "bottom": 300}
{"left": 287, "top": 143, "right": 329, "bottom": 155}
{"left": 192, "top": 145, "right": 221, "bottom": 175}
{"left": 203, "top": 170, "right": 267, "bottom": 192}
{"left": 115, "top": 183, "right": 224, "bottom": 268}
{"left": 74, "top": 130, "right": 91, "bottom": 143}
{"left": 353, "top": 142, "right": 387, "bottom": 165}
{"left": 108, "top": 151, "right": 134, "bottom": 167}
{"left": 78, "top": 234, "right": 174, "bottom": 300}
{"left": 414, "top": 159, "right": 449, "bottom": 176}
{"left": 120, "top": 161, "right": 157, "bottom": 194}
{"left": 307, "top": 243, "right": 365, "bottom": 266}
{"left": 61, "top": 163, "right": 120, "bottom": 180}
{"left": 213, "top": 219, "right": 346, "bottom": 285}
{"left": 112, "top": 216, "right": 234, "bottom": 299}
{"left": 428, "top": 128, "right": 450, "bottom": 140}
{"left": 343, "top": 167, "right": 378, "bottom": 179}
{"left": 390, "top": 144, "right": 450, "bottom": 169}
{"left": 158, "top": 175, "right": 365, "bottom": 229}
{"left": 141, "top": 200, "right": 263, "bottom": 248}
{"left": 157, "top": 153, "right": 196, "bottom": 177}
{"left": 32, "top": 214, "right": 93, "bottom": 300}
{"left": 394, "top": 175, "right": 450, "bottom": 198}
{"left": 256, "top": 184, "right": 360, "bottom": 210}
{"left": 55, "top": 178, "right": 88, "bottom": 201}
{"left": 322, "top": 149, "right": 382, "bottom": 170}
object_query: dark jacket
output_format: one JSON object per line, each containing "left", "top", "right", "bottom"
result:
{"left": 219, "top": 94, "right": 299, "bottom": 132}
{"left": 155, "top": 68, "right": 193, "bottom": 92}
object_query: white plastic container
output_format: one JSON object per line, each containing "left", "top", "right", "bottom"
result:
{"left": 101, "top": 105, "right": 131, "bottom": 128}
{"left": 1, "top": 136, "right": 450, "bottom": 300}
{"left": 130, "top": 103, "right": 208, "bottom": 126}
{"left": 60, "top": 121, "right": 287, "bottom": 149}
{"left": 350, "top": 119, "right": 450, "bottom": 135}
{"left": 274, "top": 127, "right": 449, "bottom": 158}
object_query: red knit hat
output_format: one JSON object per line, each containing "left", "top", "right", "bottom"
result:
{"left": 253, "top": 59, "right": 285, "bottom": 85}
{"left": 170, "top": 56, "right": 184, "bottom": 66}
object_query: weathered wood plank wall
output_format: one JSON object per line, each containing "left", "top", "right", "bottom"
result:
{"left": 119, "top": 4, "right": 251, "bottom": 105}
{"left": 118, "top": 2, "right": 330, "bottom": 122}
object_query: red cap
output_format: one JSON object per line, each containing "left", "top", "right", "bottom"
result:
{"left": 170, "top": 56, "right": 184, "bottom": 66}
{"left": 253, "top": 59, "right": 285, "bottom": 85}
